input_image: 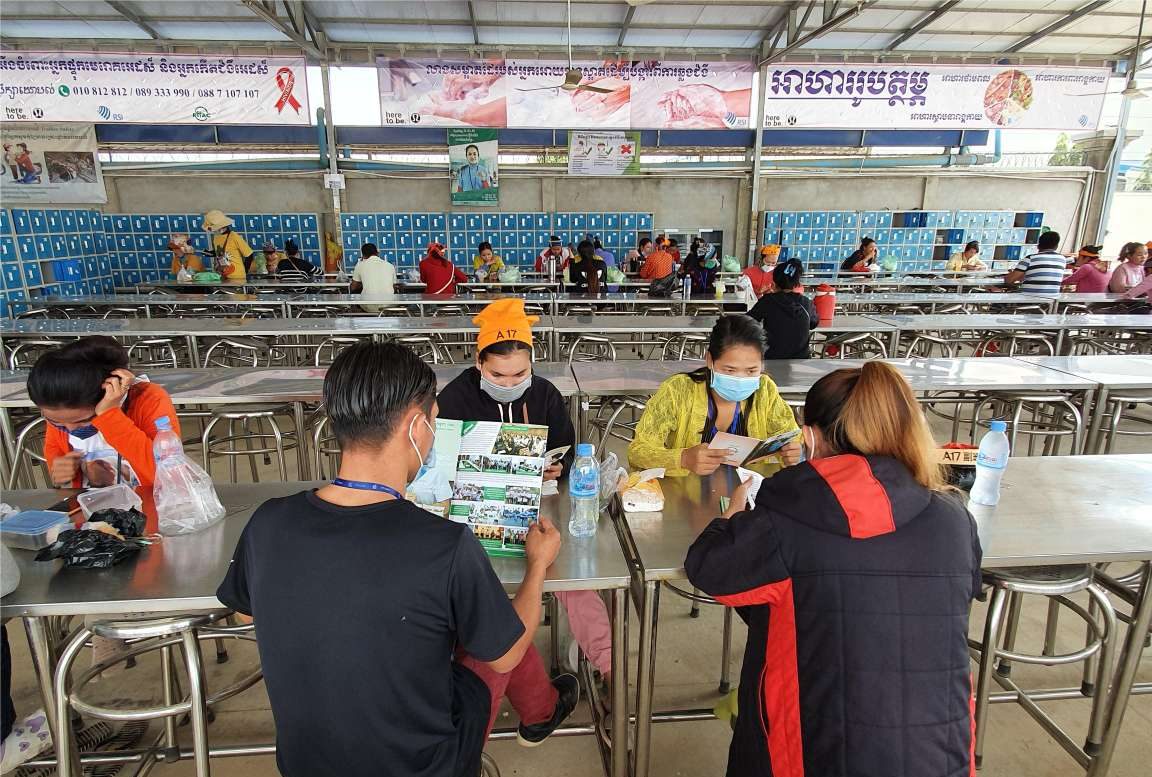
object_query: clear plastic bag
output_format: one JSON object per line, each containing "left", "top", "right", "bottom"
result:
{"left": 499, "top": 266, "right": 522, "bottom": 283}
{"left": 154, "top": 455, "right": 226, "bottom": 536}
{"left": 597, "top": 451, "right": 628, "bottom": 511}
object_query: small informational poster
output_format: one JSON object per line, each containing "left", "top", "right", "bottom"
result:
{"left": 568, "top": 130, "right": 640, "bottom": 176}
{"left": 408, "top": 420, "right": 547, "bottom": 557}
{"left": 0, "top": 122, "right": 105, "bottom": 203}
{"left": 449, "top": 127, "right": 498, "bottom": 206}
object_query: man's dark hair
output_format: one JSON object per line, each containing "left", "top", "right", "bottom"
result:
{"left": 965, "top": 241, "right": 979, "bottom": 252}
{"left": 28, "top": 336, "right": 129, "bottom": 408}
{"left": 323, "top": 341, "right": 436, "bottom": 448}
{"left": 361, "top": 243, "right": 379, "bottom": 258}
{"left": 1037, "top": 231, "right": 1060, "bottom": 251}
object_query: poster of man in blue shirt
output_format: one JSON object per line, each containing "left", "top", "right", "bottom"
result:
{"left": 449, "top": 128, "right": 499, "bottom": 206}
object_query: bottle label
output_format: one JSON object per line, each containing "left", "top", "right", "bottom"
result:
{"left": 976, "top": 451, "right": 1006, "bottom": 469}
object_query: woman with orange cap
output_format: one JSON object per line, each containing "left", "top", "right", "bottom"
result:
{"left": 419, "top": 241, "right": 468, "bottom": 295}
{"left": 438, "top": 299, "right": 616, "bottom": 707}
{"left": 742, "top": 245, "right": 781, "bottom": 297}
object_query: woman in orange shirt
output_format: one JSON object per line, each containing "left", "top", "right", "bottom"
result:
{"left": 27, "top": 337, "right": 180, "bottom": 489}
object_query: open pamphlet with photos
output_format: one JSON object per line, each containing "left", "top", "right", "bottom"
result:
{"left": 407, "top": 419, "right": 548, "bottom": 558}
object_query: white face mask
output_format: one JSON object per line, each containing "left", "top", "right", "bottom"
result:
{"left": 407, "top": 414, "right": 435, "bottom": 482}
{"left": 480, "top": 372, "right": 532, "bottom": 404}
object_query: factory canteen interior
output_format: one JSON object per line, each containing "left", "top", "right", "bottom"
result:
{"left": 2, "top": 2, "right": 1152, "bottom": 777}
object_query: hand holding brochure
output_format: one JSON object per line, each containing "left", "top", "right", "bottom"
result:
{"left": 708, "top": 428, "right": 801, "bottom": 467}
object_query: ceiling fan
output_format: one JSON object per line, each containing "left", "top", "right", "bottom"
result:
{"left": 516, "top": 0, "right": 618, "bottom": 94}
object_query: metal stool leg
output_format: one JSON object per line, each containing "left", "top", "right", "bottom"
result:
{"left": 719, "top": 607, "right": 733, "bottom": 694}
{"left": 179, "top": 629, "right": 211, "bottom": 777}
{"left": 996, "top": 591, "right": 1023, "bottom": 677}
{"left": 690, "top": 587, "right": 701, "bottom": 618}
{"left": 1042, "top": 598, "right": 1061, "bottom": 656}
{"left": 547, "top": 595, "right": 561, "bottom": 675}
{"left": 1084, "top": 584, "right": 1118, "bottom": 755}
{"left": 161, "top": 644, "right": 181, "bottom": 762}
{"left": 974, "top": 586, "right": 1009, "bottom": 769}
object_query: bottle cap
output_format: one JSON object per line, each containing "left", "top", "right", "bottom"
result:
{"left": 989, "top": 420, "right": 1007, "bottom": 433}
{"left": 576, "top": 443, "right": 594, "bottom": 457}
{"left": 155, "top": 416, "right": 171, "bottom": 430}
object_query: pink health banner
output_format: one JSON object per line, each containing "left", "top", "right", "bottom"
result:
{"left": 377, "top": 57, "right": 755, "bottom": 129}
{"left": 0, "top": 52, "right": 310, "bottom": 125}
{"left": 762, "top": 64, "right": 1108, "bottom": 130}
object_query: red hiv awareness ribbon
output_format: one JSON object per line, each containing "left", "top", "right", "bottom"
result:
{"left": 275, "top": 67, "right": 302, "bottom": 114}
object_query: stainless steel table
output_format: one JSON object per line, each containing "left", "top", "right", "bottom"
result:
{"left": 285, "top": 292, "right": 554, "bottom": 315}
{"left": 0, "top": 363, "right": 581, "bottom": 482}
{"left": 867, "top": 313, "right": 1152, "bottom": 354}
{"left": 1011, "top": 355, "right": 1152, "bottom": 452}
{"left": 1, "top": 482, "right": 631, "bottom": 777}
{"left": 29, "top": 294, "right": 300, "bottom": 317}
{"left": 834, "top": 292, "right": 1041, "bottom": 311}
{"left": 614, "top": 456, "right": 1152, "bottom": 777}
{"left": 135, "top": 279, "right": 351, "bottom": 292}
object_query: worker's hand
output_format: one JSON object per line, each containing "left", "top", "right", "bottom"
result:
{"left": 681, "top": 444, "right": 729, "bottom": 476}
{"left": 722, "top": 480, "right": 752, "bottom": 519}
{"left": 50, "top": 451, "right": 83, "bottom": 487}
{"left": 525, "top": 517, "right": 562, "bottom": 570}
{"left": 658, "top": 84, "right": 729, "bottom": 128}
{"left": 84, "top": 458, "right": 117, "bottom": 488}
{"left": 571, "top": 79, "right": 631, "bottom": 118}
{"left": 779, "top": 440, "right": 803, "bottom": 467}
{"left": 95, "top": 369, "right": 135, "bottom": 416}
{"left": 543, "top": 463, "right": 563, "bottom": 481}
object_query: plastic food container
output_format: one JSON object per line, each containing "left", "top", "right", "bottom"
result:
{"left": 76, "top": 484, "right": 143, "bottom": 519}
{"left": 0, "top": 510, "right": 72, "bottom": 550}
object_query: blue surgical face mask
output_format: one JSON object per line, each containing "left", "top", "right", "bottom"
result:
{"left": 408, "top": 415, "right": 436, "bottom": 482}
{"left": 710, "top": 371, "right": 760, "bottom": 403}
{"left": 63, "top": 424, "right": 99, "bottom": 439}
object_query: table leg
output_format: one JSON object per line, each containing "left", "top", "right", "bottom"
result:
{"left": 0, "top": 405, "right": 17, "bottom": 471}
{"left": 633, "top": 580, "right": 660, "bottom": 777}
{"left": 1087, "top": 561, "right": 1152, "bottom": 777}
{"left": 611, "top": 588, "right": 628, "bottom": 777}
{"left": 186, "top": 335, "right": 200, "bottom": 368}
{"left": 1085, "top": 386, "right": 1110, "bottom": 455}
{"left": 22, "top": 616, "right": 79, "bottom": 767}
{"left": 293, "top": 401, "right": 311, "bottom": 480}
{"left": 1056, "top": 329, "right": 1067, "bottom": 354}
{"left": 890, "top": 329, "right": 900, "bottom": 355}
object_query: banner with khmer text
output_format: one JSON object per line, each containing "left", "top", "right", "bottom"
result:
{"left": 0, "top": 52, "right": 310, "bottom": 125}
{"left": 762, "top": 65, "right": 1107, "bottom": 130}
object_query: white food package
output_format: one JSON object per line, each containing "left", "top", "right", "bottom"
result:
{"left": 622, "top": 469, "right": 665, "bottom": 513}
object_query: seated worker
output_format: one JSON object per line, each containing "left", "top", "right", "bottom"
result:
{"left": 841, "top": 237, "right": 878, "bottom": 273}
{"left": 629, "top": 315, "right": 801, "bottom": 476}
{"left": 202, "top": 209, "right": 252, "bottom": 281}
{"left": 350, "top": 243, "right": 397, "bottom": 296}
{"left": 27, "top": 336, "right": 180, "bottom": 489}
{"left": 276, "top": 239, "right": 321, "bottom": 284}
{"left": 946, "top": 240, "right": 987, "bottom": 271}
{"left": 742, "top": 245, "right": 781, "bottom": 297}
{"left": 681, "top": 242, "right": 719, "bottom": 294}
{"left": 747, "top": 259, "right": 818, "bottom": 359}
{"left": 420, "top": 241, "right": 468, "bottom": 295}
{"left": 638, "top": 238, "right": 675, "bottom": 281}
{"left": 1110, "top": 241, "right": 1148, "bottom": 294}
{"left": 535, "top": 236, "right": 572, "bottom": 274}
{"left": 1004, "top": 230, "right": 1067, "bottom": 296}
{"left": 217, "top": 341, "right": 572, "bottom": 777}
{"left": 568, "top": 239, "right": 607, "bottom": 294}
{"left": 167, "top": 234, "right": 204, "bottom": 278}
{"left": 437, "top": 298, "right": 614, "bottom": 692}
{"left": 1062, "top": 245, "right": 1109, "bottom": 293}
{"left": 685, "top": 362, "right": 981, "bottom": 777}
{"left": 473, "top": 242, "right": 505, "bottom": 280}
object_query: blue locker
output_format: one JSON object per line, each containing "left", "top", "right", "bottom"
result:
{"left": 554, "top": 213, "right": 570, "bottom": 230}
{"left": 376, "top": 214, "right": 393, "bottom": 231}
{"left": 30, "top": 211, "right": 49, "bottom": 234}
{"left": 621, "top": 214, "right": 637, "bottom": 230}
{"left": 809, "top": 213, "right": 825, "bottom": 228}
{"left": 795, "top": 213, "right": 811, "bottom": 228}
{"left": 568, "top": 214, "right": 585, "bottom": 230}
{"left": 0, "top": 237, "right": 13, "bottom": 263}
{"left": 1026, "top": 212, "right": 1043, "bottom": 228}
{"left": 810, "top": 229, "right": 825, "bottom": 245}
{"left": 413, "top": 232, "right": 430, "bottom": 248}
{"left": 450, "top": 233, "right": 467, "bottom": 250}
{"left": 35, "top": 236, "right": 52, "bottom": 258}
{"left": 0, "top": 209, "right": 9, "bottom": 232}
{"left": 261, "top": 215, "right": 281, "bottom": 232}
{"left": 781, "top": 213, "right": 797, "bottom": 229}
{"left": 357, "top": 214, "right": 376, "bottom": 231}
{"left": 859, "top": 213, "right": 876, "bottom": 229}
{"left": 301, "top": 214, "right": 318, "bottom": 231}
{"left": 516, "top": 232, "right": 533, "bottom": 249}
{"left": 603, "top": 213, "right": 619, "bottom": 230}
{"left": 282, "top": 215, "right": 300, "bottom": 231}
{"left": 823, "top": 212, "right": 839, "bottom": 229}
{"left": 392, "top": 214, "right": 410, "bottom": 231}
{"left": 43, "top": 211, "right": 61, "bottom": 232}
{"left": 342, "top": 233, "right": 359, "bottom": 251}
{"left": 146, "top": 215, "right": 167, "bottom": 233}
{"left": 875, "top": 213, "right": 893, "bottom": 228}
{"left": 481, "top": 214, "right": 498, "bottom": 231}
{"left": 50, "top": 236, "right": 66, "bottom": 257}
{"left": 414, "top": 214, "right": 431, "bottom": 230}
{"left": 23, "top": 263, "right": 43, "bottom": 285}
{"left": 17, "top": 236, "right": 36, "bottom": 259}
{"left": 587, "top": 214, "right": 603, "bottom": 231}
{"left": 301, "top": 233, "right": 320, "bottom": 251}
{"left": 2, "top": 265, "right": 21, "bottom": 289}
{"left": 11, "top": 209, "right": 31, "bottom": 234}
{"left": 515, "top": 214, "right": 532, "bottom": 230}
{"left": 67, "top": 236, "right": 81, "bottom": 254}
{"left": 636, "top": 214, "right": 652, "bottom": 230}
{"left": 341, "top": 214, "right": 358, "bottom": 231}
{"left": 59, "top": 210, "right": 77, "bottom": 232}
{"left": 397, "top": 233, "right": 413, "bottom": 249}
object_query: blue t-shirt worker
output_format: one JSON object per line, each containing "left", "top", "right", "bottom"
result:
{"left": 217, "top": 341, "right": 561, "bottom": 777}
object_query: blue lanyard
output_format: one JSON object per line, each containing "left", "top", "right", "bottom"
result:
{"left": 332, "top": 478, "right": 404, "bottom": 500}
{"left": 705, "top": 396, "right": 742, "bottom": 441}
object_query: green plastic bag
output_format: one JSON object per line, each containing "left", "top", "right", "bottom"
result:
{"left": 193, "top": 272, "right": 223, "bottom": 283}
{"left": 881, "top": 255, "right": 899, "bottom": 272}
{"left": 722, "top": 255, "right": 741, "bottom": 274}
{"left": 606, "top": 266, "right": 627, "bottom": 284}
{"left": 498, "top": 266, "right": 521, "bottom": 283}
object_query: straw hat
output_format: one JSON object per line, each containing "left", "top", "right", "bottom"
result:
{"left": 202, "top": 210, "right": 234, "bottom": 231}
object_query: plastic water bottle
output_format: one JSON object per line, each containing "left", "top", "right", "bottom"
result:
{"left": 970, "top": 420, "right": 1010, "bottom": 506}
{"left": 682, "top": 275, "right": 692, "bottom": 300}
{"left": 568, "top": 443, "right": 599, "bottom": 538}
{"left": 153, "top": 416, "right": 184, "bottom": 460}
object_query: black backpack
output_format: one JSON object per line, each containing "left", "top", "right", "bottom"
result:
{"left": 648, "top": 273, "right": 678, "bottom": 298}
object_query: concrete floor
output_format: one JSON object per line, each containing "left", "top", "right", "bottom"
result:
{"left": 5, "top": 406, "right": 1151, "bottom": 776}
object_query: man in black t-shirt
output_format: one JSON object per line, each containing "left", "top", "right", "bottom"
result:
{"left": 217, "top": 341, "right": 562, "bottom": 777}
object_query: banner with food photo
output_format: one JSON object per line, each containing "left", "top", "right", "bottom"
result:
{"left": 0, "top": 122, "right": 105, "bottom": 203}
{"left": 376, "top": 57, "right": 754, "bottom": 129}
{"left": 761, "top": 64, "right": 1108, "bottom": 130}
{"left": 448, "top": 127, "right": 499, "bottom": 206}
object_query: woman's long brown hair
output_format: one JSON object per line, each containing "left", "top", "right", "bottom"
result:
{"left": 804, "top": 362, "right": 947, "bottom": 490}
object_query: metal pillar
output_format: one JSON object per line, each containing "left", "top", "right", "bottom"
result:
{"left": 746, "top": 63, "right": 768, "bottom": 266}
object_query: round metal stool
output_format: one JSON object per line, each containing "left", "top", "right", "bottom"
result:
{"left": 52, "top": 612, "right": 261, "bottom": 777}
{"left": 202, "top": 405, "right": 298, "bottom": 482}
{"left": 971, "top": 391, "right": 1084, "bottom": 455}
{"left": 567, "top": 335, "right": 618, "bottom": 364}
{"left": 1098, "top": 389, "right": 1152, "bottom": 454}
{"left": 973, "top": 565, "right": 1117, "bottom": 768}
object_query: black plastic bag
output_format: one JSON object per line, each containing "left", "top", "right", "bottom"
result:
{"left": 88, "top": 507, "right": 146, "bottom": 539}
{"left": 35, "top": 529, "right": 142, "bottom": 569}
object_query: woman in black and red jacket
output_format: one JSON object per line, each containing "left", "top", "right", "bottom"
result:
{"left": 686, "top": 362, "right": 982, "bottom": 777}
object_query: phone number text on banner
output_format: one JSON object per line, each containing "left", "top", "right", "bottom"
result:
{"left": 0, "top": 52, "right": 311, "bottom": 125}
{"left": 378, "top": 57, "right": 754, "bottom": 129}
{"left": 763, "top": 64, "right": 1108, "bottom": 130}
